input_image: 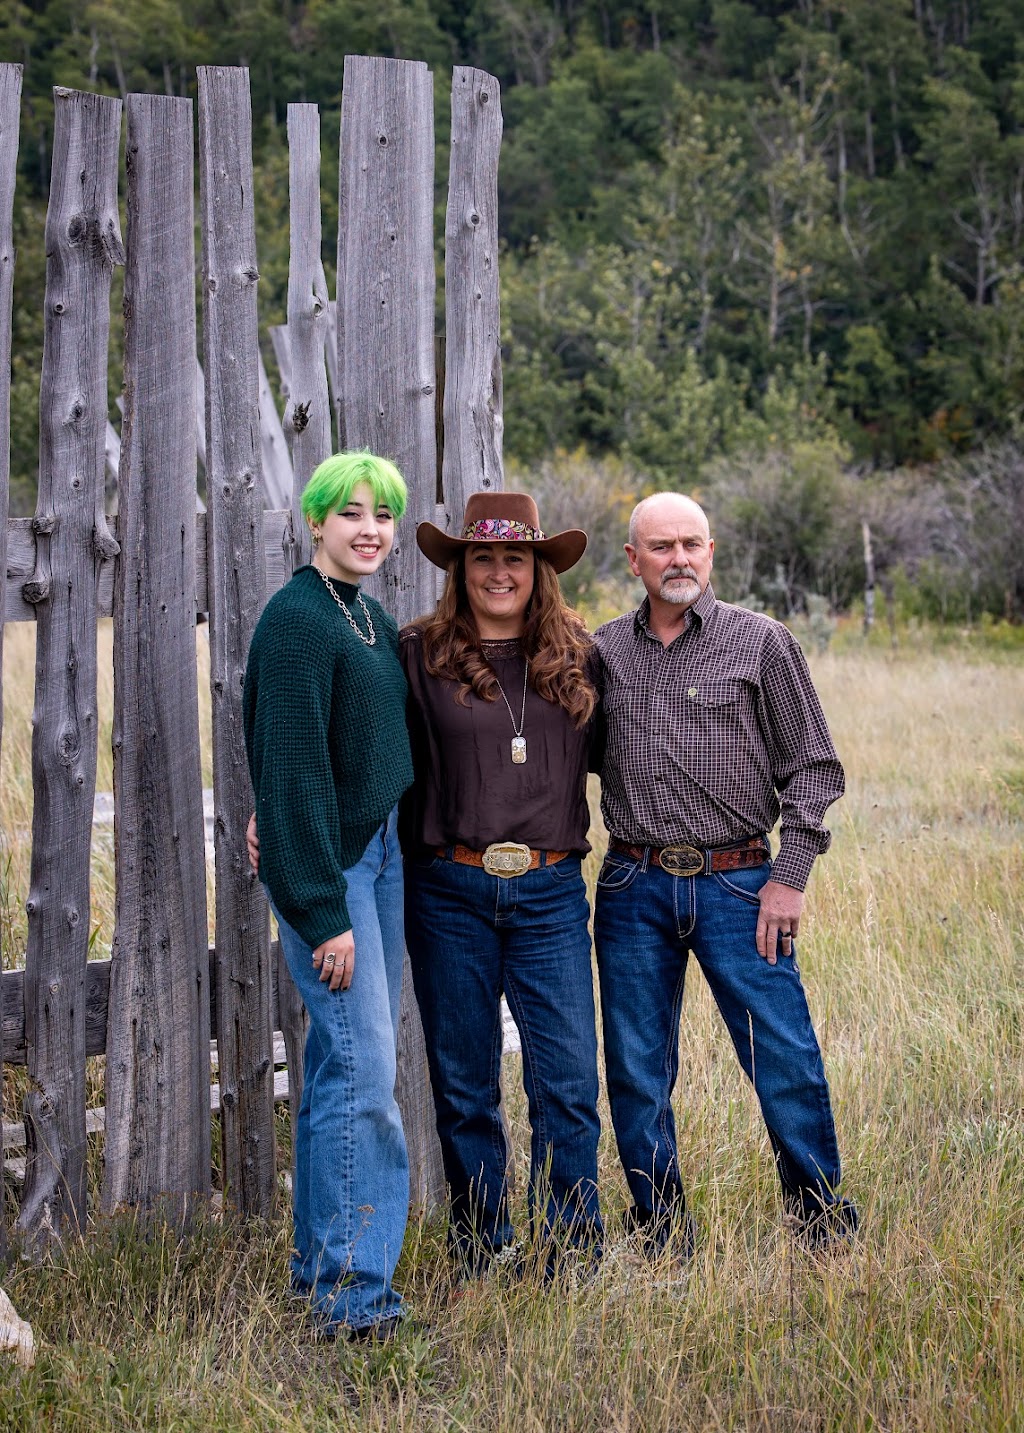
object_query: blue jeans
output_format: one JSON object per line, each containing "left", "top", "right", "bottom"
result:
{"left": 270, "top": 806, "right": 408, "bottom": 1332}
{"left": 595, "top": 851, "right": 852, "bottom": 1233}
{"left": 406, "top": 851, "right": 603, "bottom": 1271}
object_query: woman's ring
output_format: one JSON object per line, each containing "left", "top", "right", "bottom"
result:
{"left": 323, "top": 953, "right": 336, "bottom": 966}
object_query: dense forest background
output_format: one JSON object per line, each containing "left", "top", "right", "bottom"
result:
{"left": 3, "top": 0, "right": 1024, "bottom": 618}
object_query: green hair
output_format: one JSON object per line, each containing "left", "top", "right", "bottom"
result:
{"left": 301, "top": 451, "right": 408, "bottom": 525}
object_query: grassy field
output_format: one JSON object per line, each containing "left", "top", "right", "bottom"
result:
{"left": 1, "top": 619, "right": 1023, "bottom": 1431}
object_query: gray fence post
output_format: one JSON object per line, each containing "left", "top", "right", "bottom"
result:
{"left": 285, "top": 102, "right": 331, "bottom": 571}
{"left": 198, "top": 65, "right": 276, "bottom": 1220}
{"left": 337, "top": 56, "right": 439, "bottom": 626}
{"left": 102, "top": 93, "right": 211, "bottom": 1221}
{"left": 18, "top": 88, "right": 124, "bottom": 1244}
{"left": 337, "top": 55, "right": 444, "bottom": 1210}
{"left": 0, "top": 60, "right": 22, "bottom": 1255}
{"left": 443, "top": 68, "right": 504, "bottom": 518}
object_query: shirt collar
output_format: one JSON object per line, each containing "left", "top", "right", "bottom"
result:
{"left": 634, "top": 582, "right": 718, "bottom": 639}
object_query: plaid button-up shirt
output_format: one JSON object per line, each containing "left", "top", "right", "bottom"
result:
{"left": 593, "top": 583, "right": 844, "bottom": 890}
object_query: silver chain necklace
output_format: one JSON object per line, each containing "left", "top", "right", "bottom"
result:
{"left": 493, "top": 658, "right": 529, "bottom": 764}
{"left": 315, "top": 565, "right": 376, "bottom": 646}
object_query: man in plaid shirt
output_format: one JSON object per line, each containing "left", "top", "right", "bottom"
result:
{"left": 593, "top": 492, "right": 857, "bottom": 1252}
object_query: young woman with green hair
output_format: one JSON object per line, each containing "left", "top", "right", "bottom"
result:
{"left": 243, "top": 451, "right": 414, "bottom": 1341}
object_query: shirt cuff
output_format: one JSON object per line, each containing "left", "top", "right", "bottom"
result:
{"left": 771, "top": 841, "right": 817, "bottom": 892}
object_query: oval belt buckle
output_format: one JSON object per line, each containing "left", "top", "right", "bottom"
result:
{"left": 659, "top": 844, "right": 705, "bottom": 877}
{"left": 482, "top": 841, "right": 533, "bottom": 877}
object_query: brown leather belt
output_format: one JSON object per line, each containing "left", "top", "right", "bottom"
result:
{"left": 435, "top": 842, "right": 570, "bottom": 876}
{"left": 608, "top": 835, "right": 768, "bottom": 876}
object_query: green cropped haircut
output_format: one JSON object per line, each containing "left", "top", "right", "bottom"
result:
{"left": 301, "top": 451, "right": 408, "bottom": 526}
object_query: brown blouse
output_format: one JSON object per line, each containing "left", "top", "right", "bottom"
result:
{"left": 398, "top": 628, "right": 595, "bottom": 854}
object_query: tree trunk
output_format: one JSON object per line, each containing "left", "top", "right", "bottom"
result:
{"left": 862, "top": 519, "right": 875, "bottom": 635}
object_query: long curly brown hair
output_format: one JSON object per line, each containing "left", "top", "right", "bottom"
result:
{"left": 415, "top": 551, "right": 597, "bottom": 729}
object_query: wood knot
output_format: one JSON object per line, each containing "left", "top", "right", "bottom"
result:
{"left": 32, "top": 513, "right": 57, "bottom": 536}
{"left": 57, "top": 729, "right": 81, "bottom": 766}
{"left": 22, "top": 578, "right": 51, "bottom": 605}
{"left": 292, "top": 401, "right": 311, "bottom": 434}
{"left": 93, "top": 525, "right": 120, "bottom": 560}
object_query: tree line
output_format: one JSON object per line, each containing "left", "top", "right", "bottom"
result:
{"left": 3, "top": 0, "right": 1024, "bottom": 617}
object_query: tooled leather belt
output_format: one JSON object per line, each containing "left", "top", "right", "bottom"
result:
{"left": 608, "top": 834, "right": 769, "bottom": 876}
{"left": 434, "top": 842, "right": 571, "bottom": 874}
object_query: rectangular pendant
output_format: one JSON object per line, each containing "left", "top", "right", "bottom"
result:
{"left": 511, "top": 736, "right": 527, "bottom": 764}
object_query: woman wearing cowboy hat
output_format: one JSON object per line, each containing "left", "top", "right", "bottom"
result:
{"left": 400, "top": 492, "right": 603, "bottom": 1278}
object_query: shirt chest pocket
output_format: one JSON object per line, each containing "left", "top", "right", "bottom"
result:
{"left": 684, "top": 677, "right": 747, "bottom": 711}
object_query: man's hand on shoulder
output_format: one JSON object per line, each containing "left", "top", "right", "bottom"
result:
{"left": 756, "top": 879, "right": 803, "bottom": 965}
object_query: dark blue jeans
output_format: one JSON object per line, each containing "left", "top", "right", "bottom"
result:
{"left": 595, "top": 851, "right": 853, "bottom": 1234}
{"left": 406, "top": 851, "right": 603, "bottom": 1271}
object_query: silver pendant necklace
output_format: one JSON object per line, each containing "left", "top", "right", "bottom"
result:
{"left": 315, "top": 565, "right": 376, "bottom": 646}
{"left": 493, "top": 658, "right": 529, "bottom": 764}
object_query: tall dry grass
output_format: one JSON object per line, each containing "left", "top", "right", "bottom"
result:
{"left": 1, "top": 622, "right": 1023, "bottom": 1430}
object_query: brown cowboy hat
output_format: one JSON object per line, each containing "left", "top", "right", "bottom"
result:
{"left": 416, "top": 492, "right": 587, "bottom": 574}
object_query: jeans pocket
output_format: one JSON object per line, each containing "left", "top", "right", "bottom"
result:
{"left": 545, "top": 854, "right": 584, "bottom": 883}
{"left": 712, "top": 861, "right": 771, "bottom": 905}
{"left": 596, "top": 854, "right": 641, "bottom": 892}
{"left": 408, "top": 851, "right": 442, "bottom": 873}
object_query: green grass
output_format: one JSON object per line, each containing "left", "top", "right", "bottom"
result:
{"left": 2, "top": 622, "right": 1024, "bottom": 1429}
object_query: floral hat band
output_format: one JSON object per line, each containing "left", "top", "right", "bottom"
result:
{"left": 416, "top": 491, "right": 588, "bottom": 575}
{"left": 461, "top": 518, "right": 544, "bottom": 542}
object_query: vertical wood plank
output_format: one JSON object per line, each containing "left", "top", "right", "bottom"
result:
{"left": 102, "top": 94, "right": 210, "bottom": 1221}
{"left": 273, "top": 943, "right": 306, "bottom": 1141}
{"left": 0, "top": 61, "right": 22, "bottom": 1253}
{"left": 257, "top": 350, "right": 293, "bottom": 509}
{"left": 18, "top": 88, "right": 124, "bottom": 1244}
{"left": 443, "top": 69, "right": 513, "bottom": 1181}
{"left": 284, "top": 103, "right": 331, "bottom": 574}
{"left": 337, "top": 55, "right": 444, "bottom": 1210}
{"left": 197, "top": 65, "right": 276, "bottom": 1219}
{"left": 269, "top": 324, "right": 291, "bottom": 393}
{"left": 443, "top": 68, "right": 504, "bottom": 520}
{"left": 337, "top": 55, "right": 438, "bottom": 630}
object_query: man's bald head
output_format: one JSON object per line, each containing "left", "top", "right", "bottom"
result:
{"left": 628, "top": 493, "right": 710, "bottom": 549}
{"left": 625, "top": 492, "right": 714, "bottom": 612}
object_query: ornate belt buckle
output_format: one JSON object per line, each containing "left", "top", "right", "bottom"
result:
{"left": 482, "top": 841, "right": 533, "bottom": 877}
{"left": 659, "top": 843, "right": 705, "bottom": 877}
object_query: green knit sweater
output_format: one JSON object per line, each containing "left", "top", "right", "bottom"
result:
{"left": 243, "top": 564, "right": 413, "bottom": 949}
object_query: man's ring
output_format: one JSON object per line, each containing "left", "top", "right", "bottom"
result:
{"left": 780, "top": 930, "right": 793, "bottom": 938}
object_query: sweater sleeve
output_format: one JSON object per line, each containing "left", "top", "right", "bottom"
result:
{"left": 243, "top": 604, "right": 353, "bottom": 949}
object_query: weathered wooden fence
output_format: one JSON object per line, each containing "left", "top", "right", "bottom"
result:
{"left": 0, "top": 55, "right": 504, "bottom": 1245}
